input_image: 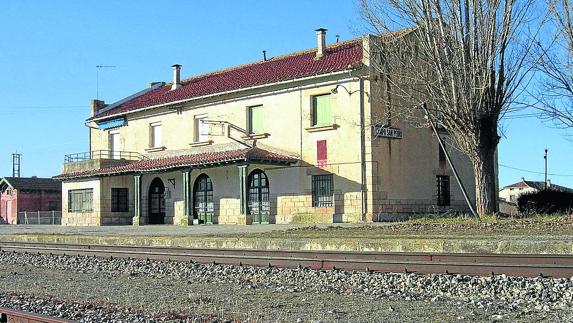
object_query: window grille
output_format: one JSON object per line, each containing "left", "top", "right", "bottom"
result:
{"left": 312, "top": 174, "right": 334, "bottom": 207}
{"left": 111, "top": 188, "right": 129, "bottom": 212}
{"left": 436, "top": 175, "right": 450, "bottom": 206}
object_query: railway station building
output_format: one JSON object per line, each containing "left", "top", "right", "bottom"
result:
{"left": 54, "top": 29, "right": 476, "bottom": 226}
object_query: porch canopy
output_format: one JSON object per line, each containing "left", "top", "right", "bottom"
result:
{"left": 54, "top": 146, "right": 297, "bottom": 180}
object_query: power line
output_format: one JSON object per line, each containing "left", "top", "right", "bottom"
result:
{"left": 0, "top": 105, "right": 89, "bottom": 110}
{"left": 499, "top": 163, "right": 573, "bottom": 177}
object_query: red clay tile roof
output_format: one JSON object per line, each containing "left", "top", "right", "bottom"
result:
{"left": 92, "top": 40, "right": 363, "bottom": 120}
{"left": 54, "top": 147, "right": 297, "bottom": 180}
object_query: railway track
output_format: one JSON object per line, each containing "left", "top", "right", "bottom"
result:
{"left": 0, "top": 307, "right": 73, "bottom": 323}
{"left": 1, "top": 241, "right": 573, "bottom": 278}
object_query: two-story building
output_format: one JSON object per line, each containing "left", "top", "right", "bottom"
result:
{"left": 54, "top": 28, "right": 476, "bottom": 226}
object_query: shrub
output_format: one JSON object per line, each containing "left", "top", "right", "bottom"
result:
{"left": 517, "top": 190, "right": 573, "bottom": 214}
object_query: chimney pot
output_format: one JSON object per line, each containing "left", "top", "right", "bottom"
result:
{"left": 315, "top": 28, "right": 327, "bottom": 59}
{"left": 171, "top": 64, "right": 182, "bottom": 90}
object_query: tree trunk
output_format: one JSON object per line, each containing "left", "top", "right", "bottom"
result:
{"left": 471, "top": 146, "right": 497, "bottom": 217}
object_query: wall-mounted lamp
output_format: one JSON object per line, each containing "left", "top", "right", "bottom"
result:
{"left": 331, "top": 84, "right": 361, "bottom": 95}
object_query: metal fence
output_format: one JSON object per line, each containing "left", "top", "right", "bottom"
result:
{"left": 17, "top": 211, "right": 62, "bottom": 225}
{"left": 64, "top": 150, "right": 147, "bottom": 163}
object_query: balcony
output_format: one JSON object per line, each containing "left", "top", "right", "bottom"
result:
{"left": 62, "top": 150, "right": 147, "bottom": 174}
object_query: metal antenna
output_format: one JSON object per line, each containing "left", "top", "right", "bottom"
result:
{"left": 96, "top": 65, "right": 116, "bottom": 100}
{"left": 12, "top": 152, "right": 21, "bottom": 178}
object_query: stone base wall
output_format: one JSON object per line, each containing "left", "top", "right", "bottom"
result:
{"left": 274, "top": 192, "right": 363, "bottom": 224}
{"left": 370, "top": 198, "right": 471, "bottom": 222}
{"left": 62, "top": 212, "right": 101, "bottom": 226}
{"left": 101, "top": 213, "right": 133, "bottom": 225}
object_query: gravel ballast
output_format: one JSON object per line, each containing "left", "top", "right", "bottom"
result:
{"left": 0, "top": 251, "right": 571, "bottom": 322}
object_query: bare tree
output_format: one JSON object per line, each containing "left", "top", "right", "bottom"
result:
{"left": 536, "top": 0, "right": 573, "bottom": 129}
{"left": 360, "top": 0, "right": 537, "bottom": 216}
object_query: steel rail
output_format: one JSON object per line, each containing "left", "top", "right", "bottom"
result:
{"left": 1, "top": 241, "right": 573, "bottom": 278}
{"left": 0, "top": 307, "right": 75, "bottom": 323}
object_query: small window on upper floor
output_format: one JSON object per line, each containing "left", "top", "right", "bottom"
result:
{"left": 438, "top": 140, "right": 446, "bottom": 170}
{"left": 194, "top": 115, "right": 209, "bottom": 142}
{"left": 248, "top": 105, "right": 264, "bottom": 134}
{"left": 109, "top": 130, "right": 120, "bottom": 159}
{"left": 311, "top": 94, "right": 332, "bottom": 126}
{"left": 150, "top": 122, "right": 162, "bottom": 148}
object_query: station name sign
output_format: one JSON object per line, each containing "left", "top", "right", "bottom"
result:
{"left": 373, "top": 125, "right": 403, "bottom": 139}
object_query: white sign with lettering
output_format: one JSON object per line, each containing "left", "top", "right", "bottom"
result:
{"left": 373, "top": 125, "right": 403, "bottom": 139}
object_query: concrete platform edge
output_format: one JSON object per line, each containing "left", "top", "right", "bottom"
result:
{"left": 1, "top": 234, "right": 573, "bottom": 255}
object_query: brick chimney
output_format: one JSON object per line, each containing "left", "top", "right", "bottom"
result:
{"left": 171, "top": 64, "right": 182, "bottom": 90}
{"left": 315, "top": 28, "right": 327, "bottom": 59}
{"left": 90, "top": 99, "right": 106, "bottom": 117}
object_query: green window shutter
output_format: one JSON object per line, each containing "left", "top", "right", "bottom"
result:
{"left": 250, "top": 106, "right": 263, "bottom": 134}
{"left": 313, "top": 95, "right": 332, "bottom": 126}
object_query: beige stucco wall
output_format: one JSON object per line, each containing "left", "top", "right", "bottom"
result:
{"left": 100, "top": 175, "right": 133, "bottom": 225}
{"left": 90, "top": 77, "right": 363, "bottom": 163}
{"left": 363, "top": 58, "right": 477, "bottom": 220}
{"left": 61, "top": 179, "right": 101, "bottom": 226}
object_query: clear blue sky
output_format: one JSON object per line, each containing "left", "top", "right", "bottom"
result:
{"left": 0, "top": 0, "right": 571, "bottom": 188}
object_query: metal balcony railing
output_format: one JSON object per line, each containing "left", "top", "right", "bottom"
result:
{"left": 64, "top": 150, "right": 148, "bottom": 163}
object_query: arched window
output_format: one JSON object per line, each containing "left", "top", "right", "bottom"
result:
{"left": 193, "top": 174, "right": 214, "bottom": 224}
{"left": 247, "top": 169, "right": 270, "bottom": 224}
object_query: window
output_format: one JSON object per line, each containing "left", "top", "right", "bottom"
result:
{"left": 248, "top": 105, "right": 264, "bottom": 134}
{"left": 111, "top": 188, "right": 129, "bottom": 212}
{"left": 194, "top": 116, "right": 209, "bottom": 142}
{"left": 68, "top": 189, "right": 93, "bottom": 212}
{"left": 311, "top": 94, "right": 332, "bottom": 126}
{"left": 109, "top": 131, "right": 120, "bottom": 159}
{"left": 436, "top": 175, "right": 450, "bottom": 206}
{"left": 312, "top": 174, "right": 334, "bottom": 207}
{"left": 150, "top": 122, "right": 162, "bottom": 148}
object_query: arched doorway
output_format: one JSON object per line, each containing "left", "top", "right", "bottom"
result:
{"left": 148, "top": 177, "right": 165, "bottom": 224}
{"left": 193, "top": 174, "right": 214, "bottom": 224}
{"left": 248, "top": 169, "right": 270, "bottom": 224}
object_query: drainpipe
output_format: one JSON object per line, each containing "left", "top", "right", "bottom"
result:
{"left": 359, "top": 79, "right": 366, "bottom": 221}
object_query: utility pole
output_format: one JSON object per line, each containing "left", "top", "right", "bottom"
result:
{"left": 12, "top": 152, "right": 21, "bottom": 178}
{"left": 544, "top": 148, "right": 548, "bottom": 189}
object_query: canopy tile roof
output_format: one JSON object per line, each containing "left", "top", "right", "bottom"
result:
{"left": 91, "top": 39, "right": 364, "bottom": 120}
{"left": 54, "top": 147, "right": 297, "bottom": 180}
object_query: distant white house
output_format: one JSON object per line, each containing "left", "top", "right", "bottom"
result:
{"left": 499, "top": 179, "right": 573, "bottom": 203}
